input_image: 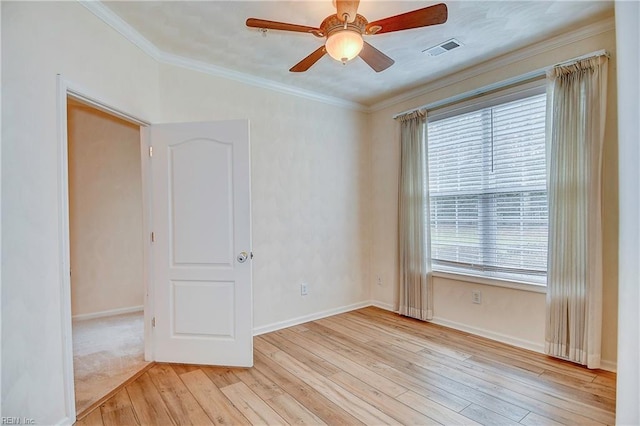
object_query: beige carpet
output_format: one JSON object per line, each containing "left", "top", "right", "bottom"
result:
{"left": 73, "top": 311, "right": 150, "bottom": 415}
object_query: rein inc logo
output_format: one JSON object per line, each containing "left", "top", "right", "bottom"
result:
{"left": 1, "top": 418, "right": 35, "bottom": 425}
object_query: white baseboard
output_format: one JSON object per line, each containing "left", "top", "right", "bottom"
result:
{"left": 371, "top": 299, "right": 544, "bottom": 354}
{"left": 253, "top": 301, "right": 372, "bottom": 336}
{"left": 431, "top": 316, "right": 546, "bottom": 354}
{"left": 72, "top": 305, "right": 143, "bottom": 321}
{"left": 429, "top": 316, "right": 618, "bottom": 372}
{"left": 370, "top": 300, "right": 396, "bottom": 312}
{"left": 253, "top": 299, "right": 619, "bottom": 373}
{"left": 600, "top": 359, "right": 617, "bottom": 373}
{"left": 56, "top": 415, "right": 74, "bottom": 426}
{"left": 253, "top": 299, "right": 547, "bottom": 357}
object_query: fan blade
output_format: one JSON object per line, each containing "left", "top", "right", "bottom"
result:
{"left": 366, "top": 3, "right": 448, "bottom": 35}
{"left": 246, "top": 18, "right": 322, "bottom": 36}
{"left": 358, "top": 41, "right": 394, "bottom": 72}
{"left": 335, "top": 0, "right": 360, "bottom": 23}
{"left": 290, "top": 46, "right": 327, "bottom": 72}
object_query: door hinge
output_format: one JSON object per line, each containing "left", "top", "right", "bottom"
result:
{"left": 152, "top": 317, "right": 156, "bottom": 327}
{"left": 149, "top": 146, "right": 153, "bottom": 157}
{"left": 151, "top": 232, "right": 155, "bottom": 243}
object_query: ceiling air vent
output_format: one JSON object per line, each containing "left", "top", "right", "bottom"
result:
{"left": 423, "top": 38, "right": 462, "bottom": 56}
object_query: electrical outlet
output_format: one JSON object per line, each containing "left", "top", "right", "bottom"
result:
{"left": 377, "top": 276, "right": 382, "bottom": 286}
{"left": 300, "top": 283, "right": 308, "bottom": 296}
{"left": 472, "top": 290, "right": 482, "bottom": 304}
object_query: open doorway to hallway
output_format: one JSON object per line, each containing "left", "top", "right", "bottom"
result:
{"left": 67, "top": 98, "right": 150, "bottom": 416}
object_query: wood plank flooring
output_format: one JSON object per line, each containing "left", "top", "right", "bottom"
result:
{"left": 75, "top": 307, "right": 616, "bottom": 425}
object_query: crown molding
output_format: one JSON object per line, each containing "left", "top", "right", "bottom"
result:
{"left": 79, "top": 1, "right": 613, "bottom": 114}
{"left": 79, "top": 0, "right": 367, "bottom": 112}
{"left": 79, "top": 0, "right": 163, "bottom": 60}
{"left": 368, "top": 15, "right": 615, "bottom": 113}
{"left": 155, "top": 51, "right": 366, "bottom": 111}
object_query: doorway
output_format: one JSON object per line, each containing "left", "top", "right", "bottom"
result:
{"left": 67, "top": 98, "right": 150, "bottom": 415}
{"left": 57, "top": 77, "right": 253, "bottom": 424}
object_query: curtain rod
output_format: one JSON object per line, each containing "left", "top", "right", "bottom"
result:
{"left": 552, "top": 49, "right": 608, "bottom": 68}
{"left": 393, "top": 49, "right": 609, "bottom": 120}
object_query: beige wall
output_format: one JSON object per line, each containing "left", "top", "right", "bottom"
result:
{"left": 0, "top": 2, "right": 3, "bottom": 413}
{"left": 2, "top": 1, "right": 631, "bottom": 423}
{"left": 369, "top": 17, "right": 618, "bottom": 368}
{"left": 68, "top": 102, "right": 144, "bottom": 317}
{"left": 1, "top": 2, "right": 369, "bottom": 423}
{"left": 157, "top": 64, "right": 372, "bottom": 331}
{"left": 2, "top": 2, "right": 159, "bottom": 423}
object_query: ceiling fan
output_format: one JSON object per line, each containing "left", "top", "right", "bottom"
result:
{"left": 246, "top": 1, "right": 448, "bottom": 73}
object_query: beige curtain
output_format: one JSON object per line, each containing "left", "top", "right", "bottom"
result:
{"left": 545, "top": 54, "right": 608, "bottom": 368}
{"left": 397, "top": 110, "right": 433, "bottom": 321}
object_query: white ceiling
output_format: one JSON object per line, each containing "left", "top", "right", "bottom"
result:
{"left": 102, "top": 0, "right": 613, "bottom": 107}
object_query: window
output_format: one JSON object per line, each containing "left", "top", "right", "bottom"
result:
{"left": 427, "top": 89, "right": 547, "bottom": 285}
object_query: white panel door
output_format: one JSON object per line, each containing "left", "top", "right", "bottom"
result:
{"left": 149, "top": 120, "right": 252, "bottom": 366}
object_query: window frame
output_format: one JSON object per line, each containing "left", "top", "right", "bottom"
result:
{"left": 426, "top": 80, "right": 549, "bottom": 291}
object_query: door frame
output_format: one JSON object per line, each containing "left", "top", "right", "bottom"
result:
{"left": 56, "top": 75, "right": 153, "bottom": 422}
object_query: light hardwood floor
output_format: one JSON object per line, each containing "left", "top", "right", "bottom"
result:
{"left": 75, "top": 307, "right": 616, "bottom": 425}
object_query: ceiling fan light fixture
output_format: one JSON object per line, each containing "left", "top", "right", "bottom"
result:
{"left": 325, "top": 29, "right": 363, "bottom": 63}
{"left": 247, "top": 2, "right": 448, "bottom": 72}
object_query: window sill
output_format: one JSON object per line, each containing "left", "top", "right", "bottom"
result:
{"left": 430, "top": 270, "right": 547, "bottom": 294}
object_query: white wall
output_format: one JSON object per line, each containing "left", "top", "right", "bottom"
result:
{"left": 68, "top": 102, "right": 144, "bottom": 317}
{"left": 614, "top": 1, "right": 640, "bottom": 423}
{"left": 0, "top": 1, "right": 3, "bottom": 416}
{"left": 157, "top": 64, "right": 371, "bottom": 331}
{"left": 369, "top": 17, "right": 619, "bottom": 366}
{"left": 1, "top": 2, "right": 159, "bottom": 423}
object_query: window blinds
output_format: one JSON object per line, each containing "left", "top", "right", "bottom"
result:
{"left": 427, "top": 93, "right": 548, "bottom": 284}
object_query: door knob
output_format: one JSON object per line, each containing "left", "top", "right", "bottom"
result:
{"left": 237, "top": 251, "right": 249, "bottom": 263}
